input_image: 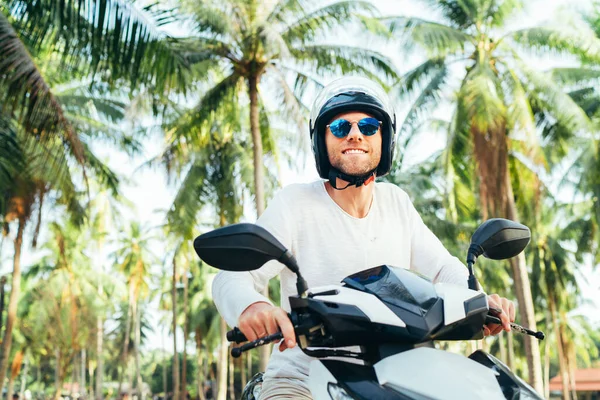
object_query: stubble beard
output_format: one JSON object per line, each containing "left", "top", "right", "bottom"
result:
{"left": 329, "top": 150, "right": 381, "bottom": 177}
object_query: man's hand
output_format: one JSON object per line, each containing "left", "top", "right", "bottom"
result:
{"left": 484, "top": 294, "right": 515, "bottom": 336}
{"left": 238, "top": 302, "right": 296, "bottom": 352}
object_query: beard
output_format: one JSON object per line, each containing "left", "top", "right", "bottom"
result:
{"left": 328, "top": 149, "right": 381, "bottom": 177}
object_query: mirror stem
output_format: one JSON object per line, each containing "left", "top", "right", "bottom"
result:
{"left": 296, "top": 273, "right": 308, "bottom": 297}
{"left": 467, "top": 263, "right": 480, "bottom": 291}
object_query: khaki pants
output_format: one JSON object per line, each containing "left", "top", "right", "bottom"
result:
{"left": 259, "top": 376, "right": 312, "bottom": 400}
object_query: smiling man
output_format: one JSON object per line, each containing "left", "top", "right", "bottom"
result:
{"left": 212, "top": 77, "right": 515, "bottom": 399}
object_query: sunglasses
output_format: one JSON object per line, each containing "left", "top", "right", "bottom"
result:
{"left": 327, "top": 117, "right": 382, "bottom": 138}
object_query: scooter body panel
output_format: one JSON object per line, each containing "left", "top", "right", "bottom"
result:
{"left": 374, "top": 347, "right": 505, "bottom": 400}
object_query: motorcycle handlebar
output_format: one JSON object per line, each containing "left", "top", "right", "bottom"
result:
{"left": 485, "top": 315, "right": 545, "bottom": 340}
{"left": 226, "top": 327, "right": 248, "bottom": 344}
{"left": 225, "top": 311, "right": 546, "bottom": 358}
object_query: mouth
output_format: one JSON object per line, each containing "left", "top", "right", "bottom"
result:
{"left": 342, "top": 149, "right": 368, "bottom": 155}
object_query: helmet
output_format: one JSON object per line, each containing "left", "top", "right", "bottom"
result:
{"left": 309, "top": 77, "right": 397, "bottom": 187}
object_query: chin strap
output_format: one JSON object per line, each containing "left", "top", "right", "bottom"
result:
{"left": 328, "top": 168, "right": 376, "bottom": 190}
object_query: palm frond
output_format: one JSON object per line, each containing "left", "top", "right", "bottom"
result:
{"left": 460, "top": 63, "right": 506, "bottom": 133}
{"left": 175, "top": 72, "right": 243, "bottom": 145}
{"left": 511, "top": 23, "right": 600, "bottom": 63}
{"left": 266, "top": 0, "right": 305, "bottom": 25}
{"left": 280, "top": 1, "right": 377, "bottom": 43}
{"left": 550, "top": 67, "right": 600, "bottom": 86}
{"left": 183, "top": 0, "right": 233, "bottom": 38}
{"left": 384, "top": 16, "right": 473, "bottom": 58}
{"left": 290, "top": 43, "right": 399, "bottom": 84}
{"left": 486, "top": 0, "right": 522, "bottom": 28}
{"left": 7, "top": 0, "right": 191, "bottom": 91}
{"left": 505, "top": 69, "right": 545, "bottom": 167}
{"left": 443, "top": 99, "right": 476, "bottom": 222}
{"left": 397, "top": 64, "right": 448, "bottom": 139}
{"left": 0, "top": 116, "right": 23, "bottom": 200}
{"left": 396, "top": 58, "right": 446, "bottom": 96}
{"left": 519, "top": 60, "right": 593, "bottom": 137}
{"left": 0, "top": 12, "right": 85, "bottom": 164}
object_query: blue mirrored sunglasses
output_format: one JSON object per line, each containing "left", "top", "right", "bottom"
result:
{"left": 327, "top": 117, "right": 382, "bottom": 138}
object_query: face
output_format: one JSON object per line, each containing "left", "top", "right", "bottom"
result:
{"left": 325, "top": 111, "right": 382, "bottom": 177}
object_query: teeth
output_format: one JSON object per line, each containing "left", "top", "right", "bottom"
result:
{"left": 344, "top": 149, "right": 366, "bottom": 154}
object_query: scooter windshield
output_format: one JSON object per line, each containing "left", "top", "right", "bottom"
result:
{"left": 344, "top": 265, "right": 439, "bottom": 310}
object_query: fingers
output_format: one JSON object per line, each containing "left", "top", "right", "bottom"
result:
{"left": 238, "top": 302, "right": 295, "bottom": 352}
{"left": 238, "top": 302, "right": 274, "bottom": 342}
{"left": 487, "top": 294, "right": 516, "bottom": 335}
{"left": 274, "top": 308, "right": 296, "bottom": 350}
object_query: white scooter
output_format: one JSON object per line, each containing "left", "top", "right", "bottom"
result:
{"left": 194, "top": 218, "right": 545, "bottom": 400}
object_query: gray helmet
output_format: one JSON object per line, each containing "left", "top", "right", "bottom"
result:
{"left": 309, "top": 77, "right": 397, "bottom": 184}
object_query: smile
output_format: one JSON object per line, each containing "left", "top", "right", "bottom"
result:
{"left": 343, "top": 149, "right": 367, "bottom": 154}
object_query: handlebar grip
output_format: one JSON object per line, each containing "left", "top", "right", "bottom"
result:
{"left": 226, "top": 327, "right": 248, "bottom": 343}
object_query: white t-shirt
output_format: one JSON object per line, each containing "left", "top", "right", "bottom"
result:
{"left": 212, "top": 180, "right": 469, "bottom": 382}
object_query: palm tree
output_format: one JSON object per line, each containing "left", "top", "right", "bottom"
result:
{"left": 174, "top": 0, "right": 397, "bottom": 215}
{"left": 20, "top": 220, "right": 104, "bottom": 400}
{"left": 1, "top": 0, "right": 190, "bottom": 151}
{"left": 384, "top": 0, "right": 596, "bottom": 391}
{"left": 111, "top": 222, "right": 156, "bottom": 398}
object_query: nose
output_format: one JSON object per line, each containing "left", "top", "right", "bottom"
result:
{"left": 345, "top": 123, "right": 363, "bottom": 141}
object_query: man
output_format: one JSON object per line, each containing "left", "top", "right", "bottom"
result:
{"left": 212, "top": 77, "right": 515, "bottom": 399}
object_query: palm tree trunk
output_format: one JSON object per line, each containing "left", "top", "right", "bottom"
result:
{"left": 549, "top": 294, "right": 570, "bottom": 400}
{"left": 162, "top": 329, "right": 167, "bottom": 398}
{"left": 195, "top": 331, "right": 206, "bottom": 400}
{"left": 54, "top": 349, "right": 61, "bottom": 400}
{"left": 182, "top": 266, "right": 189, "bottom": 400}
{"left": 81, "top": 349, "right": 86, "bottom": 397}
{"left": 561, "top": 319, "right": 578, "bottom": 400}
{"left": 506, "top": 228, "right": 543, "bottom": 393}
{"left": 19, "top": 354, "right": 28, "bottom": 399}
{"left": 118, "top": 286, "right": 134, "bottom": 397}
{"left": 247, "top": 352, "right": 252, "bottom": 381}
{"left": 96, "top": 296, "right": 104, "bottom": 400}
{"left": 135, "top": 304, "right": 143, "bottom": 400}
{"left": 507, "top": 331, "right": 515, "bottom": 370}
{"left": 0, "top": 276, "right": 6, "bottom": 334}
{"left": 544, "top": 324, "right": 551, "bottom": 400}
{"left": 249, "top": 73, "right": 270, "bottom": 373}
{"left": 216, "top": 318, "right": 228, "bottom": 400}
{"left": 0, "top": 220, "right": 24, "bottom": 396}
{"left": 228, "top": 352, "right": 234, "bottom": 400}
{"left": 172, "top": 258, "right": 180, "bottom": 400}
{"left": 89, "top": 360, "right": 95, "bottom": 400}
{"left": 498, "top": 332, "right": 507, "bottom": 363}
{"left": 473, "top": 126, "right": 542, "bottom": 393}
{"left": 240, "top": 351, "right": 246, "bottom": 390}
{"left": 96, "top": 314, "right": 104, "bottom": 400}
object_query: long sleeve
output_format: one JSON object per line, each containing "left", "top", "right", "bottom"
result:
{"left": 405, "top": 194, "right": 469, "bottom": 288}
{"left": 211, "top": 191, "right": 293, "bottom": 328}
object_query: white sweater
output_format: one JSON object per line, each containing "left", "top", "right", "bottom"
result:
{"left": 212, "top": 180, "right": 469, "bottom": 382}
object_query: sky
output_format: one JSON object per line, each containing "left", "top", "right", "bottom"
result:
{"left": 1, "top": 0, "right": 598, "bottom": 354}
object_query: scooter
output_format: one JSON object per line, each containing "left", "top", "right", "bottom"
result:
{"left": 193, "top": 218, "right": 545, "bottom": 400}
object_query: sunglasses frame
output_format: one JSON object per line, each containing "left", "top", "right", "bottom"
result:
{"left": 326, "top": 117, "right": 383, "bottom": 138}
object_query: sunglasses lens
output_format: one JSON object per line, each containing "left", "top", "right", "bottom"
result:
{"left": 357, "top": 118, "right": 380, "bottom": 136}
{"left": 329, "top": 119, "right": 351, "bottom": 138}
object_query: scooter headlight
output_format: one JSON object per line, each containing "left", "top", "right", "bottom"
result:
{"left": 327, "top": 382, "right": 354, "bottom": 400}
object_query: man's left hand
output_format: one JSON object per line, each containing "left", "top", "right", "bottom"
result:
{"left": 484, "top": 294, "right": 515, "bottom": 336}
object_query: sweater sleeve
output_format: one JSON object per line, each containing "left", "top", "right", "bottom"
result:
{"left": 212, "top": 190, "right": 291, "bottom": 328}
{"left": 404, "top": 192, "right": 469, "bottom": 288}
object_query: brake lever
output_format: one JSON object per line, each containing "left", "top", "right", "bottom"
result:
{"left": 230, "top": 332, "right": 284, "bottom": 358}
{"left": 485, "top": 309, "right": 545, "bottom": 340}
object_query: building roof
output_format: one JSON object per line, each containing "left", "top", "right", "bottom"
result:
{"left": 549, "top": 368, "right": 600, "bottom": 391}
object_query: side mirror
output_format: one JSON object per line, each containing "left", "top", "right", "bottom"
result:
{"left": 469, "top": 218, "right": 531, "bottom": 261}
{"left": 193, "top": 223, "right": 308, "bottom": 295}
{"left": 193, "top": 223, "right": 290, "bottom": 272}
{"left": 466, "top": 218, "right": 531, "bottom": 291}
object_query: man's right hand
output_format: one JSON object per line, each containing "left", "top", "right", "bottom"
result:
{"left": 238, "top": 302, "right": 296, "bottom": 352}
